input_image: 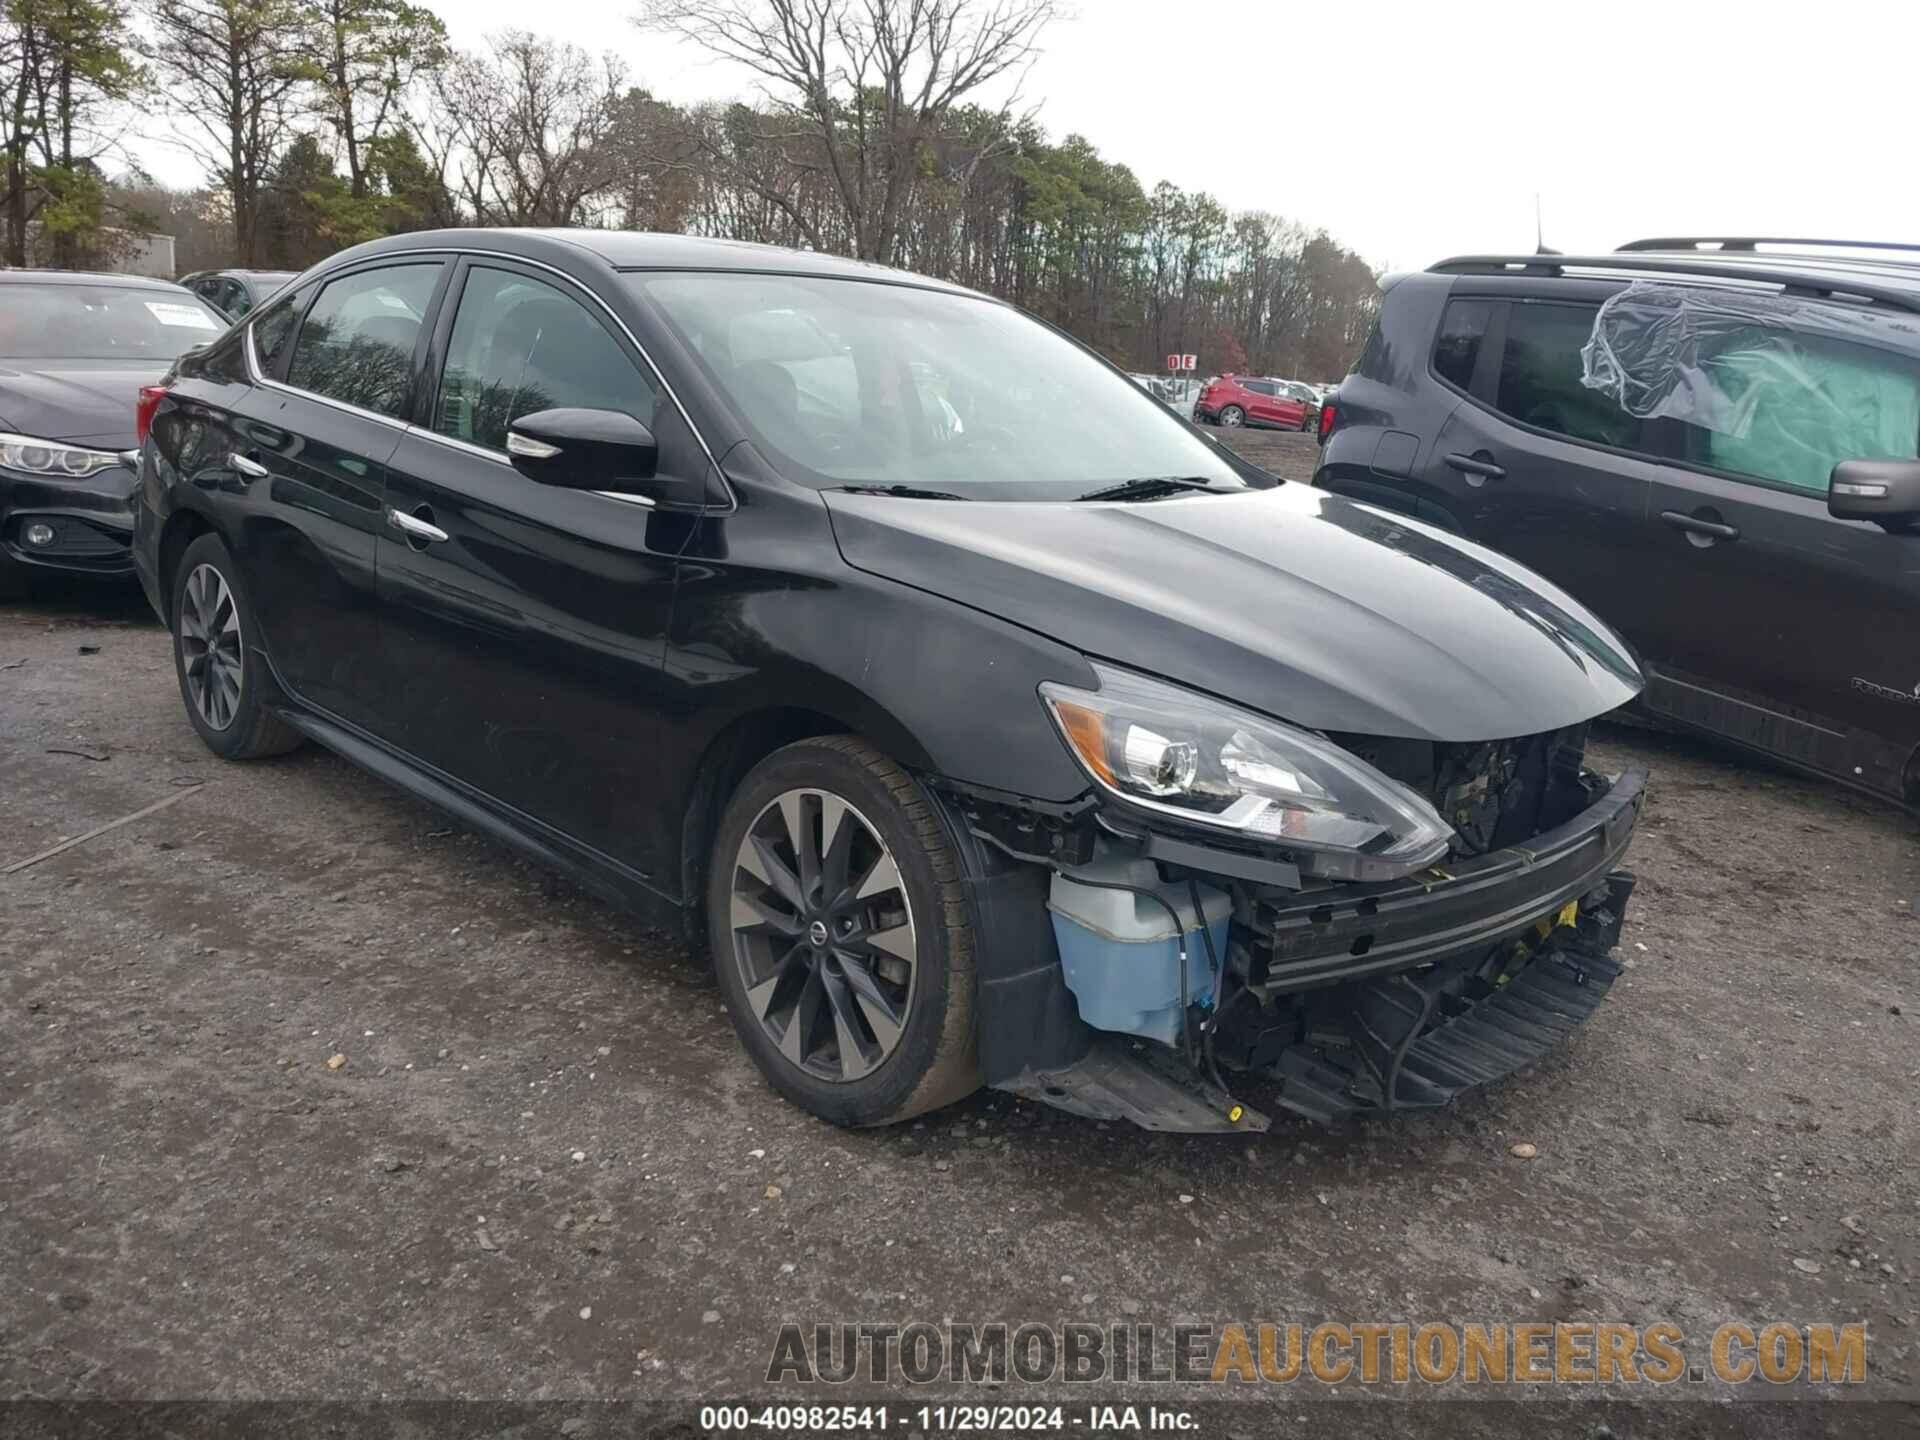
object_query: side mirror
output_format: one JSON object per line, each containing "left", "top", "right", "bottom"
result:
{"left": 507, "top": 407, "right": 672, "bottom": 500}
{"left": 1830, "top": 458, "right": 1920, "bottom": 532}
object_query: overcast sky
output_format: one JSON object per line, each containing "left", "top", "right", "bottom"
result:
{"left": 133, "top": 0, "right": 1915, "bottom": 271}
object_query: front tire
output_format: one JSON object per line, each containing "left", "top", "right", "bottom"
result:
{"left": 170, "top": 533, "right": 304, "bottom": 760}
{"left": 708, "top": 736, "right": 980, "bottom": 1126}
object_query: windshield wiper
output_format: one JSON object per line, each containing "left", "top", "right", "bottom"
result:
{"left": 835, "top": 484, "right": 972, "bottom": 501}
{"left": 1074, "top": 476, "right": 1225, "bottom": 502}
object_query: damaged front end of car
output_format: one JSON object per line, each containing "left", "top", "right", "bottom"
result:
{"left": 936, "top": 678, "right": 1645, "bottom": 1133}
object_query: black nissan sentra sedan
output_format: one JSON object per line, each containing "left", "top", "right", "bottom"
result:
{"left": 0, "top": 271, "right": 226, "bottom": 596}
{"left": 132, "top": 230, "right": 1647, "bottom": 1132}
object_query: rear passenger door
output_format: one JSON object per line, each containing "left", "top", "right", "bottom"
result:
{"left": 1410, "top": 292, "right": 1665, "bottom": 661}
{"left": 228, "top": 259, "right": 447, "bottom": 731}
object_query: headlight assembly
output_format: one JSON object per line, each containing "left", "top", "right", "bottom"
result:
{"left": 1042, "top": 664, "right": 1454, "bottom": 878}
{"left": 0, "top": 432, "right": 127, "bottom": 479}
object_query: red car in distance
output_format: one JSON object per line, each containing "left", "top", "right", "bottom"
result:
{"left": 1195, "top": 374, "right": 1312, "bottom": 430}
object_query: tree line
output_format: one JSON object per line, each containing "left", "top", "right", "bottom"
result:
{"left": 1, "top": 0, "right": 1380, "bottom": 379}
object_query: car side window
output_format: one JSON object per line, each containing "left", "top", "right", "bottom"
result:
{"left": 286, "top": 262, "right": 442, "bottom": 419}
{"left": 1244, "top": 380, "right": 1274, "bottom": 396}
{"left": 1666, "top": 331, "right": 1920, "bottom": 496}
{"left": 1494, "top": 302, "right": 1641, "bottom": 451}
{"left": 1432, "top": 299, "right": 1492, "bottom": 391}
{"left": 250, "top": 286, "right": 311, "bottom": 377}
{"left": 434, "top": 266, "right": 657, "bottom": 453}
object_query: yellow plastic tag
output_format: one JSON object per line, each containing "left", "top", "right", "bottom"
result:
{"left": 1555, "top": 901, "right": 1579, "bottom": 929}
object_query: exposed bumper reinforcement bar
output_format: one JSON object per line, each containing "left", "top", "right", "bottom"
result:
{"left": 1248, "top": 767, "right": 1646, "bottom": 994}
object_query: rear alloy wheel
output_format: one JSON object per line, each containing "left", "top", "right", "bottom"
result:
{"left": 169, "top": 532, "right": 304, "bottom": 760}
{"left": 709, "top": 736, "right": 978, "bottom": 1125}
{"left": 1219, "top": 405, "right": 1245, "bottom": 427}
{"left": 180, "top": 563, "right": 243, "bottom": 731}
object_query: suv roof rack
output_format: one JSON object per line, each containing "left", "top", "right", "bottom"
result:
{"left": 1428, "top": 253, "right": 1920, "bottom": 316}
{"left": 1619, "top": 236, "right": 1920, "bottom": 258}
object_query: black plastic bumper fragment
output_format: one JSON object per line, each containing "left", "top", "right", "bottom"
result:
{"left": 932, "top": 790, "right": 1093, "bottom": 1086}
{"left": 995, "top": 1035, "right": 1271, "bottom": 1134}
{"left": 1268, "top": 873, "right": 1634, "bottom": 1124}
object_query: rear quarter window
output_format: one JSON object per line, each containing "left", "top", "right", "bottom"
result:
{"left": 1432, "top": 299, "right": 1492, "bottom": 391}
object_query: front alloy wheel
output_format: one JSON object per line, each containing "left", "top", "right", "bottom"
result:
{"left": 728, "top": 788, "right": 915, "bottom": 1082}
{"left": 708, "top": 736, "right": 979, "bottom": 1126}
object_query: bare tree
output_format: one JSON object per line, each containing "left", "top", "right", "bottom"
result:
{"left": 635, "top": 0, "right": 1056, "bottom": 263}
{"left": 148, "top": 0, "right": 314, "bottom": 263}
{"left": 433, "top": 32, "right": 626, "bottom": 227}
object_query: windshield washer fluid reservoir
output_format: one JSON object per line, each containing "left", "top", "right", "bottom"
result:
{"left": 1047, "top": 859, "right": 1232, "bottom": 1050}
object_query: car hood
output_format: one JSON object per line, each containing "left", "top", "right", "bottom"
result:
{"left": 0, "top": 358, "right": 171, "bottom": 449}
{"left": 823, "top": 483, "right": 1643, "bottom": 742}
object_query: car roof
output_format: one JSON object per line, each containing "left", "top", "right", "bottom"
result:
{"left": 0, "top": 268, "right": 191, "bottom": 290}
{"left": 1430, "top": 239, "right": 1920, "bottom": 316}
{"left": 331, "top": 228, "right": 984, "bottom": 297}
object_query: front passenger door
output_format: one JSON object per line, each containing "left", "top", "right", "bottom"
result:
{"left": 377, "top": 259, "right": 695, "bottom": 883}
{"left": 1637, "top": 329, "right": 1920, "bottom": 795}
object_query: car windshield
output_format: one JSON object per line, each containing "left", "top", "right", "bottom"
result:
{"left": 0, "top": 283, "right": 225, "bottom": 360}
{"left": 631, "top": 271, "right": 1245, "bottom": 499}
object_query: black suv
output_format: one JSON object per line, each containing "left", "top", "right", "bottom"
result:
{"left": 1316, "top": 237, "right": 1920, "bottom": 809}
{"left": 134, "top": 228, "right": 1645, "bottom": 1133}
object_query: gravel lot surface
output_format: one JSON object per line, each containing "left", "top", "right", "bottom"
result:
{"left": 3, "top": 453, "right": 1916, "bottom": 1434}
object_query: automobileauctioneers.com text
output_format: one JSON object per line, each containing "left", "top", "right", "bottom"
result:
{"left": 765, "top": 1319, "right": 1867, "bottom": 1388}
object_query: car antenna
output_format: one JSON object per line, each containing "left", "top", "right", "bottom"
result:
{"left": 1534, "top": 193, "right": 1561, "bottom": 256}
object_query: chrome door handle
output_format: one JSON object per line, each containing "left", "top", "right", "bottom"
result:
{"left": 386, "top": 507, "right": 449, "bottom": 544}
{"left": 229, "top": 453, "right": 269, "bottom": 478}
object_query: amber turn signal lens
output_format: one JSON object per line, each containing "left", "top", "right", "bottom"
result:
{"left": 1050, "top": 698, "right": 1115, "bottom": 786}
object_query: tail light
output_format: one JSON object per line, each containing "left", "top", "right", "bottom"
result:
{"left": 1316, "top": 399, "right": 1340, "bottom": 444}
{"left": 135, "top": 385, "right": 168, "bottom": 447}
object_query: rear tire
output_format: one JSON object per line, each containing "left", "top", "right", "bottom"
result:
{"left": 1219, "top": 405, "right": 1244, "bottom": 428}
{"left": 170, "top": 533, "right": 304, "bottom": 761}
{"left": 708, "top": 736, "right": 980, "bottom": 1126}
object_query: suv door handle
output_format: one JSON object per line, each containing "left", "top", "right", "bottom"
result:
{"left": 1660, "top": 510, "right": 1740, "bottom": 542}
{"left": 387, "top": 507, "right": 449, "bottom": 545}
{"left": 1443, "top": 452, "right": 1506, "bottom": 480}
{"left": 229, "top": 453, "right": 269, "bottom": 479}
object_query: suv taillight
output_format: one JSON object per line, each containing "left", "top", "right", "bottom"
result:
{"left": 1316, "top": 400, "right": 1339, "bottom": 444}
{"left": 135, "top": 385, "right": 168, "bottom": 446}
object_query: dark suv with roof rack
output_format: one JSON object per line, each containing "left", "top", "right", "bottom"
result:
{"left": 1315, "top": 237, "right": 1920, "bottom": 809}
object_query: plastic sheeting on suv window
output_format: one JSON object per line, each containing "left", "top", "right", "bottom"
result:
{"left": 1579, "top": 281, "right": 1920, "bottom": 494}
